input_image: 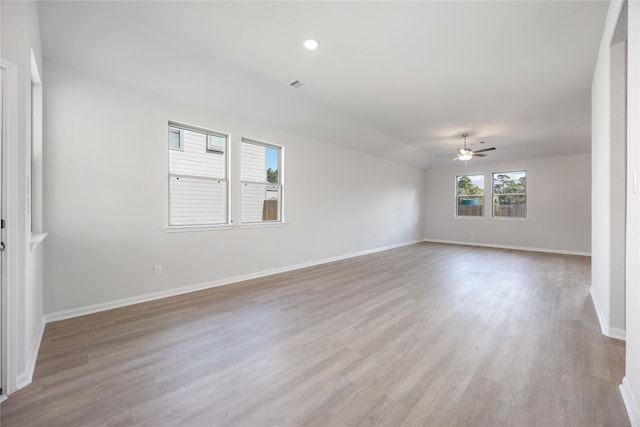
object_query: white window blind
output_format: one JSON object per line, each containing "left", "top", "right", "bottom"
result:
{"left": 168, "top": 123, "right": 228, "bottom": 226}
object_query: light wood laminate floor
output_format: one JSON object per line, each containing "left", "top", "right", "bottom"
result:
{"left": 0, "top": 243, "right": 629, "bottom": 426}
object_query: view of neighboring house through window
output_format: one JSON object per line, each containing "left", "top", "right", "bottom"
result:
{"left": 456, "top": 174, "right": 485, "bottom": 217}
{"left": 168, "top": 123, "right": 228, "bottom": 226}
{"left": 169, "top": 127, "right": 182, "bottom": 151}
{"left": 241, "top": 138, "right": 282, "bottom": 223}
{"left": 492, "top": 170, "right": 527, "bottom": 218}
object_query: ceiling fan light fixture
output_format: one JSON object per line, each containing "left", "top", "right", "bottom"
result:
{"left": 453, "top": 133, "right": 496, "bottom": 162}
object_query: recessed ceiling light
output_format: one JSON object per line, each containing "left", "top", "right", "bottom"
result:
{"left": 303, "top": 39, "right": 319, "bottom": 50}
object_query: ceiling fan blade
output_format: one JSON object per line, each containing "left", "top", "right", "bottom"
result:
{"left": 472, "top": 147, "right": 496, "bottom": 153}
{"left": 473, "top": 154, "right": 487, "bottom": 157}
{"left": 452, "top": 157, "right": 460, "bottom": 161}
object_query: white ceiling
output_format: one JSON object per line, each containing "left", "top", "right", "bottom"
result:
{"left": 37, "top": 1, "right": 609, "bottom": 169}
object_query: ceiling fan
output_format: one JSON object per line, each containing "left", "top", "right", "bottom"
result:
{"left": 453, "top": 134, "right": 496, "bottom": 161}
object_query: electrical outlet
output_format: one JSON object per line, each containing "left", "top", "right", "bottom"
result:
{"left": 153, "top": 265, "right": 162, "bottom": 276}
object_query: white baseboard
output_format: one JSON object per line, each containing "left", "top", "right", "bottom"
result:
{"left": 621, "top": 377, "right": 640, "bottom": 427}
{"left": 44, "top": 240, "right": 421, "bottom": 323}
{"left": 609, "top": 327, "right": 627, "bottom": 341}
{"left": 590, "top": 287, "right": 609, "bottom": 336}
{"left": 589, "top": 287, "right": 626, "bottom": 341}
{"left": 422, "top": 238, "right": 591, "bottom": 257}
{"left": 16, "top": 318, "right": 45, "bottom": 390}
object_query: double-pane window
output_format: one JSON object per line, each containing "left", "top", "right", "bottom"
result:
{"left": 456, "top": 174, "right": 485, "bottom": 217}
{"left": 492, "top": 171, "right": 527, "bottom": 218}
{"left": 241, "top": 139, "right": 282, "bottom": 223}
{"left": 168, "top": 123, "right": 228, "bottom": 226}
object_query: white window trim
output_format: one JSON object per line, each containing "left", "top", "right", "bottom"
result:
{"left": 164, "top": 224, "right": 234, "bottom": 233}
{"left": 167, "top": 122, "right": 231, "bottom": 227}
{"left": 238, "top": 222, "right": 288, "bottom": 229}
{"left": 454, "top": 174, "right": 486, "bottom": 219}
{"left": 490, "top": 215, "right": 529, "bottom": 222}
{"left": 491, "top": 170, "right": 528, "bottom": 220}
{"left": 455, "top": 215, "right": 487, "bottom": 221}
{"left": 164, "top": 222, "right": 289, "bottom": 232}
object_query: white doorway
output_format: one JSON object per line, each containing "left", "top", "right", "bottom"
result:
{"left": 0, "top": 58, "right": 17, "bottom": 398}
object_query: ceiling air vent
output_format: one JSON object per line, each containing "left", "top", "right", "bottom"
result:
{"left": 289, "top": 80, "right": 304, "bottom": 88}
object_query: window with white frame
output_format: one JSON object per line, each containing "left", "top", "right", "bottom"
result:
{"left": 168, "top": 122, "right": 228, "bottom": 226}
{"left": 168, "top": 127, "right": 182, "bottom": 151}
{"left": 241, "top": 138, "right": 282, "bottom": 223}
{"left": 492, "top": 170, "right": 527, "bottom": 218}
{"left": 456, "top": 174, "right": 485, "bottom": 217}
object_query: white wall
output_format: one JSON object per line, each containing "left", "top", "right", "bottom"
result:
{"left": 593, "top": 1, "right": 640, "bottom": 424}
{"left": 423, "top": 153, "right": 591, "bottom": 254}
{"left": 0, "top": 0, "right": 45, "bottom": 393}
{"left": 623, "top": 0, "right": 640, "bottom": 424}
{"left": 610, "top": 38, "right": 627, "bottom": 332}
{"left": 591, "top": 0, "right": 628, "bottom": 340}
{"left": 42, "top": 61, "right": 424, "bottom": 316}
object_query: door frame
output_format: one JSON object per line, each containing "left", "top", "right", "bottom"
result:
{"left": 1, "top": 58, "right": 19, "bottom": 397}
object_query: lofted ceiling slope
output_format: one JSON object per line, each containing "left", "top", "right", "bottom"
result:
{"left": 37, "top": 1, "right": 609, "bottom": 169}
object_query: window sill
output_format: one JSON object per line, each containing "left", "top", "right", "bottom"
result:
{"left": 165, "top": 224, "right": 233, "bottom": 233}
{"left": 454, "top": 216, "right": 486, "bottom": 220}
{"left": 30, "top": 232, "right": 49, "bottom": 251}
{"left": 490, "top": 216, "right": 528, "bottom": 221}
{"left": 239, "top": 222, "right": 287, "bottom": 229}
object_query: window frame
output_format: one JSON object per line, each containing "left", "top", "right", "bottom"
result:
{"left": 168, "top": 126, "right": 184, "bottom": 152}
{"left": 206, "top": 133, "right": 226, "bottom": 155}
{"left": 167, "top": 121, "right": 231, "bottom": 228}
{"left": 455, "top": 173, "right": 486, "bottom": 219}
{"left": 240, "top": 137, "right": 284, "bottom": 224}
{"left": 491, "top": 170, "right": 528, "bottom": 220}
